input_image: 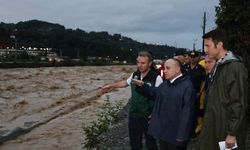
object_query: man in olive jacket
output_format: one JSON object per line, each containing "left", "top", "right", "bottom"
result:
{"left": 198, "top": 29, "right": 248, "bottom": 150}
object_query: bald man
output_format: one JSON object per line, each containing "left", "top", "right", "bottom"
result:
{"left": 133, "top": 58, "right": 196, "bottom": 150}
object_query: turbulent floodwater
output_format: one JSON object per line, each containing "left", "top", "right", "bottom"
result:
{"left": 0, "top": 65, "right": 134, "bottom": 150}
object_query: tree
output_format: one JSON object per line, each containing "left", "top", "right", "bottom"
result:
{"left": 215, "top": 0, "right": 250, "bottom": 64}
{"left": 215, "top": 0, "right": 250, "bottom": 118}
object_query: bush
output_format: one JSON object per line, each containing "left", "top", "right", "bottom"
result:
{"left": 82, "top": 96, "right": 123, "bottom": 149}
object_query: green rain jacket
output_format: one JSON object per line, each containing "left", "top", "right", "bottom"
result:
{"left": 198, "top": 51, "right": 248, "bottom": 150}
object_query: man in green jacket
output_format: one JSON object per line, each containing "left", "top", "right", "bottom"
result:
{"left": 198, "top": 29, "right": 248, "bottom": 150}
{"left": 101, "top": 51, "right": 163, "bottom": 150}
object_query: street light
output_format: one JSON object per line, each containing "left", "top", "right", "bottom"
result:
{"left": 10, "top": 35, "right": 18, "bottom": 61}
{"left": 193, "top": 39, "right": 197, "bottom": 51}
{"left": 10, "top": 35, "right": 17, "bottom": 49}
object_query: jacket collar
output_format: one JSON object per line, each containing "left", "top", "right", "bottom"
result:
{"left": 167, "top": 74, "right": 187, "bottom": 85}
{"left": 170, "top": 73, "right": 183, "bottom": 83}
{"left": 218, "top": 51, "right": 239, "bottom": 65}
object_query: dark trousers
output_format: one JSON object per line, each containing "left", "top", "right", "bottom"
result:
{"left": 128, "top": 116, "right": 158, "bottom": 150}
{"left": 159, "top": 140, "right": 187, "bottom": 150}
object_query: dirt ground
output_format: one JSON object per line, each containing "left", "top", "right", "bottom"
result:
{"left": 0, "top": 65, "right": 135, "bottom": 150}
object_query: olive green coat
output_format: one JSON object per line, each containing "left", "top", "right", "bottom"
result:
{"left": 198, "top": 52, "right": 248, "bottom": 150}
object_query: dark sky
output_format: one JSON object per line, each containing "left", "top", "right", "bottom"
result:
{"left": 0, "top": 0, "right": 219, "bottom": 49}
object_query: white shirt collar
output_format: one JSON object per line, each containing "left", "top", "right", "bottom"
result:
{"left": 169, "top": 73, "right": 183, "bottom": 83}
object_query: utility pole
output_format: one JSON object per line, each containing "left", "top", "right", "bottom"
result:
{"left": 10, "top": 35, "right": 17, "bottom": 61}
{"left": 5, "top": 48, "right": 8, "bottom": 60}
{"left": 202, "top": 12, "right": 206, "bottom": 53}
{"left": 193, "top": 39, "right": 198, "bottom": 51}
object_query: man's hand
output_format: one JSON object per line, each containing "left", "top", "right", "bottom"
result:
{"left": 176, "top": 139, "right": 184, "bottom": 142}
{"left": 97, "top": 84, "right": 114, "bottom": 96}
{"left": 225, "top": 134, "right": 236, "bottom": 149}
{"left": 131, "top": 79, "right": 144, "bottom": 86}
{"left": 148, "top": 114, "right": 152, "bottom": 124}
{"left": 176, "top": 139, "right": 186, "bottom": 146}
{"left": 102, "top": 84, "right": 114, "bottom": 93}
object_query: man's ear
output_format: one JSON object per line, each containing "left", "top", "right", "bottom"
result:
{"left": 176, "top": 68, "right": 181, "bottom": 74}
{"left": 217, "top": 41, "right": 223, "bottom": 49}
{"left": 149, "top": 61, "right": 152, "bottom": 66}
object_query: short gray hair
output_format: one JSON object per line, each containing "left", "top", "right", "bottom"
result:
{"left": 138, "top": 51, "right": 153, "bottom": 61}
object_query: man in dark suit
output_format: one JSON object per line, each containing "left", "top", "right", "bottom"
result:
{"left": 133, "top": 58, "right": 196, "bottom": 150}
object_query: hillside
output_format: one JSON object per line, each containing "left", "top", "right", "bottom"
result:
{"left": 0, "top": 20, "right": 186, "bottom": 60}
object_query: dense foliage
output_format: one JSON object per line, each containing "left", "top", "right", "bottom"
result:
{"left": 0, "top": 20, "right": 186, "bottom": 62}
{"left": 215, "top": 0, "right": 250, "bottom": 118}
{"left": 215, "top": 0, "right": 250, "bottom": 68}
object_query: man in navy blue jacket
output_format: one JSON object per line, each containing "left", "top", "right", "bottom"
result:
{"left": 133, "top": 58, "right": 196, "bottom": 150}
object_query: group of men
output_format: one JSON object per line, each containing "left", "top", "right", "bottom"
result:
{"left": 100, "top": 29, "right": 248, "bottom": 150}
